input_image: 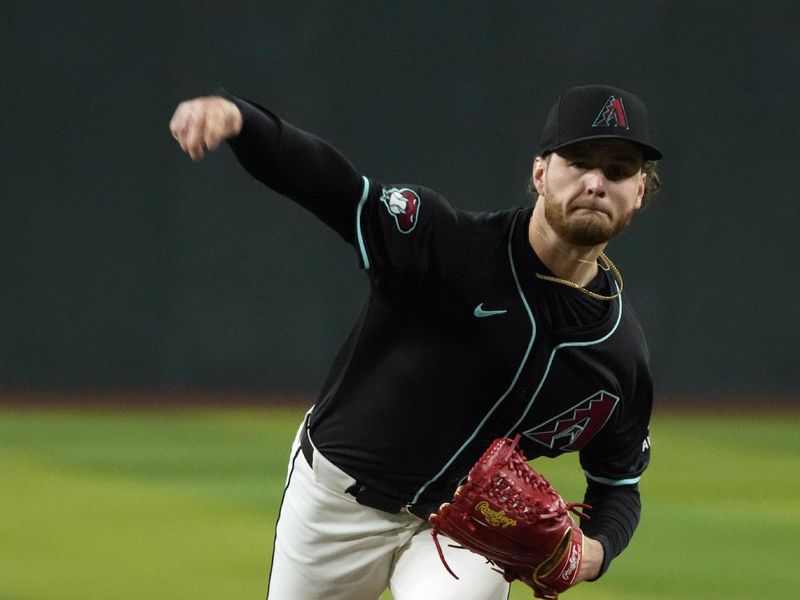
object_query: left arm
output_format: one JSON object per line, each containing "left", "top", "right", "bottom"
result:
{"left": 577, "top": 356, "right": 652, "bottom": 581}
{"left": 577, "top": 481, "right": 642, "bottom": 580}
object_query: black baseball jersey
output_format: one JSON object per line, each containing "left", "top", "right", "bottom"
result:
{"left": 225, "top": 94, "right": 652, "bottom": 575}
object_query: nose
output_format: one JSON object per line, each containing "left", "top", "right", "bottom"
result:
{"left": 583, "top": 169, "right": 607, "bottom": 198}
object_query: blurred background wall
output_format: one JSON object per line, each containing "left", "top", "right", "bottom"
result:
{"left": 2, "top": 1, "right": 798, "bottom": 400}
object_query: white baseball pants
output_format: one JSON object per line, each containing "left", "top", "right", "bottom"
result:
{"left": 266, "top": 419, "right": 510, "bottom": 600}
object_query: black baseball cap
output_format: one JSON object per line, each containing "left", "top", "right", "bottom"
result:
{"left": 539, "top": 84, "right": 662, "bottom": 160}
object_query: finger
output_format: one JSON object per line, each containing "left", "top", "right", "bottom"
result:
{"left": 168, "top": 106, "right": 182, "bottom": 139}
{"left": 169, "top": 101, "right": 195, "bottom": 143}
{"left": 189, "top": 138, "right": 206, "bottom": 161}
{"left": 182, "top": 110, "right": 207, "bottom": 161}
{"left": 204, "top": 131, "right": 220, "bottom": 151}
{"left": 203, "top": 105, "right": 225, "bottom": 151}
{"left": 204, "top": 100, "right": 240, "bottom": 151}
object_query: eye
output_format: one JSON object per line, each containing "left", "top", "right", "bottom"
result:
{"left": 605, "top": 164, "right": 638, "bottom": 181}
{"left": 570, "top": 161, "right": 588, "bottom": 170}
{"left": 605, "top": 167, "right": 626, "bottom": 181}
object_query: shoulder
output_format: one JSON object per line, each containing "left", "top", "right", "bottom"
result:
{"left": 367, "top": 179, "right": 522, "bottom": 240}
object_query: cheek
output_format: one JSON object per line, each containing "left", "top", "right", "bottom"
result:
{"left": 544, "top": 169, "right": 577, "bottom": 197}
{"left": 615, "top": 180, "right": 644, "bottom": 211}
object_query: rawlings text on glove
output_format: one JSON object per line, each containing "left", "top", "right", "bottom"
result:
{"left": 428, "top": 435, "right": 590, "bottom": 599}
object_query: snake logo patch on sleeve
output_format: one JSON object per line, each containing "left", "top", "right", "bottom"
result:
{"left": 380, "top": 188, "right": 420, "bottom": 233}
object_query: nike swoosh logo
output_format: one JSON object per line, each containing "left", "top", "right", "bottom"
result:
{"left": 473, "top": 303, "right": 508, "bottom": 318}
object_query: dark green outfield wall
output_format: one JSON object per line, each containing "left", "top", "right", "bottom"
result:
{"left": 3, "top": 2, "right": 799, "bottom": 396}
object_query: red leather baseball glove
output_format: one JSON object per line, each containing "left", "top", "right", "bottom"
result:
{"left": 429, "top": 435, "right": 589, "bottom": 599}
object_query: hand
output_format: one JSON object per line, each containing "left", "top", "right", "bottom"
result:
{"left": 169, "top": 96, "right": 243, "bottom": 161}
{"left": 575, "top": 535, "right": 604, "bottom": 583}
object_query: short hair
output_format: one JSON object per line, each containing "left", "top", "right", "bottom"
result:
{"left": 641, "top": 160, "right": 661, "bottom": 207}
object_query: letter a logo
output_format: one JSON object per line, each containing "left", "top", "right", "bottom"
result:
{"left": 592, "top": 96, "right": 629, "bottom": 129}
{"left": 523, "top": 390, "right": 620, "bottom": 451}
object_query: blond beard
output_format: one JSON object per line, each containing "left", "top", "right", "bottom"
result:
{"left": 542, "top": 187, "right": 635, "bottom": 246}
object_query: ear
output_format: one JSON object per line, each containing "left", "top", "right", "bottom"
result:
{"left": 634, "top": 172, "right": 646, "bottom": 210}
{"left": 532, "top": 156, "right": 548, "bottom": 196}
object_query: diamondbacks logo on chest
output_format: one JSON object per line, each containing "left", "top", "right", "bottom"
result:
{"left": 523, "top": 390, "right": 620, "bottom": 452}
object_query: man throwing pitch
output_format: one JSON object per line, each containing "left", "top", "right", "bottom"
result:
{"left": 170, "top": 84, "right": 661, "bottom": 599}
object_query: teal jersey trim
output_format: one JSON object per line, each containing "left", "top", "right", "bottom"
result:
{"left": 504, "top": 281, "right": 624, "bottom": 437}
{"left": 584, "top": 470, "right": 641, "bottom": 486}
{"left": 356, "top": 176, "right": 371, "bottom": 270}
{"left": 411, "top": 223, "right": 537, "bottom": 505}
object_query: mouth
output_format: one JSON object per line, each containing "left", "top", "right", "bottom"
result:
{"left": 571, "top": 206, "right": 610, "bottom": 218}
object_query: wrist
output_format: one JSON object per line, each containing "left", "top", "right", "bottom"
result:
{"left": 220, "top": 98, "right": 243, "bottom": 137}
{"left": 576, "top": 536, "right": 604, "bottom": 583}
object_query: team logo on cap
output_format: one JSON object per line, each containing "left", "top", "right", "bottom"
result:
{"left": 592, "top": 95, "right": 629, "bottom": 129}
{"left": 380, "top": 188, "right": 420, "bottom": 233}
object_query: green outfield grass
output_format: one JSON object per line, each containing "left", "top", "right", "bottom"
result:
{"left": 0, "top": 404, "right": 798, "bottom": 600}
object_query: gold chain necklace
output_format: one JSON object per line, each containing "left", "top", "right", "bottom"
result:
{"left": 535, "top": 253, "right": 623, "bottom": 301}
